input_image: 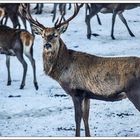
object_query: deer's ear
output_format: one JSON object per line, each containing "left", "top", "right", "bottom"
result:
{"left": 31, "top": 24, "right": 44, "bottom": 35}
{"left": 57, "top": 23, "right": 69, "bottom": 34}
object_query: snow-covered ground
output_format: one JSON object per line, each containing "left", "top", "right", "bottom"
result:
{"left": 1, "top": 3, "right": 140, "bottom": 138}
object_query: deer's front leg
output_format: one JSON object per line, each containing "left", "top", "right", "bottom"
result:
{"left": 72, "top": 96, "right": 82, "bottom": 136}
{"left": 71, "top": 90, "right": 84, "bottom": 137}
{"left": 85, "top": 14, "right": 92, "bottom": 40}
{"left": 118, "top": 12, "right": 135, "bottom": 37}
{"left": 15, "top": 52, "right": 27, "bottom": 89}
{"left": 111, "top": 10, "right": 117, "bottom": 40}
{"left": 25, "top": 51, "right": 39, "bottom": 90}
{"left": 6, "top": 55, "right": 11, "bottom": 86}
{"left": 82, "top": 98, "right": 90, "bottom": 136}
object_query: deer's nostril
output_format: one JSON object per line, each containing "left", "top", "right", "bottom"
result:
{"left": 44, "top": 43, "right": 52, "bottom": 49}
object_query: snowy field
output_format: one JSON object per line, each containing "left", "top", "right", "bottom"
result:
{"left": 1, "top": 3, "right": 140, "bottom": 138}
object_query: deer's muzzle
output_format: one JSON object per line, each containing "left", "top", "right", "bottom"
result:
{"left": 44, "top": 43, "right": 52, "bottom": 49}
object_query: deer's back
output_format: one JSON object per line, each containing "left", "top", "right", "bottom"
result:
{"left": 0, "top": 25, "right": 21, "bottom": 49}
{"left": 59, "top": 50, "right": 140, "bottom": 96}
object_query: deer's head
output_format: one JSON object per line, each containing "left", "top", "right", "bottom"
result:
{"left": 20, "top": 3, "right": 83, "bottom": 54}
{"left": 19, "top": 3, "right": 83, "bottom": 72}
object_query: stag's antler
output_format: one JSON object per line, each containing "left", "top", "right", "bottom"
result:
{"left": 54, "top": 3, "right": 84, "bottom": 29}
{"left": 19, "top": 3, "right": 45, "bottom": 30}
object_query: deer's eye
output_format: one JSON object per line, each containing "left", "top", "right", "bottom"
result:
{"left": 54, "top": 34, "right": 58, "bottom": 37}
{"left": 48, "top": 34, "right": 54, "bottom": 40}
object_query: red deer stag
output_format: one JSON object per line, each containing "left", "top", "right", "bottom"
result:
{"left": 20, "top": 3, "right": 140, "bottom": 136}
{"left": 0, "top": 25, "right": 38, "bottom": 90}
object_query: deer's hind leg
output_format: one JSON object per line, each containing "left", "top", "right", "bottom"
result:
{"left": 118, "top": 12, "right": 135, "bottom": 38}
{"left": 126, "top": 78, "right": 140, "bottom": 111}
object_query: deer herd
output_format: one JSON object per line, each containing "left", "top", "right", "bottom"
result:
{"left": 1, "top": 3, "right": 140, "bottom": 137}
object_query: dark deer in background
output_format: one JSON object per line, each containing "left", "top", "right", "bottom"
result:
{"left": 0, "top": 3, "right": 27, "bottom": 29}
{"left": 51, "top": 3, "right": 72, "bottom": 22}
{"left": 21, "top": 3, "right": 140, "bottom": 136}
{"left": 85, "top": 4, "right": 102, "bottom": 26}
{"left": 0, "top": 25, "right": 38, "bottom": 90}
{"left": 52, "top": 3, "right": 102, "bottom": 27}
{"left": 33, "top": 3, "right": 44, "bottom": 14}
{"left": 85, "top": 3, "right": 140, "bottom": 39}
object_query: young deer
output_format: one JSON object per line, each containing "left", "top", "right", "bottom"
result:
{"left": 21, "top": 3, "right": 140, "bottom": 136}
{"left": 0, "top": 25, "right": 38, "bottom": 90}
{"left": 85, "top": 3, "right": 139, "bottom": 39}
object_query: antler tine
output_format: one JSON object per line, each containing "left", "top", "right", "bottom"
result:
{"left": 19, "top": 3, "right": 45, "bottom": 29}
{"left": 54, "top": 3, "right": 84, "bottom": 28}
{"left": 54, "top": 11, "right": 65, "bottom": 27}
{"left": 54, "top": 18, "right": 59, "bottom": 27}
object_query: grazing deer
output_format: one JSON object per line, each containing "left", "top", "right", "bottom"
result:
{"left": 0, "top": 25, "right": 38, "bottom": 90}
{"left": 21, "top": 3, "right": 140, "bottom": 136}
{"left": 85, "top": 3, "right": 139, "bottom": 39}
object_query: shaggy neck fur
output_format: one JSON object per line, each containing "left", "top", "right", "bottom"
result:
{"left": 43, "top": 38, "right": 70, "bottom": 81}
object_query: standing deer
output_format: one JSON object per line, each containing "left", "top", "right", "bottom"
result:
{"left": 0, "top": 3, "right": 27, "bottom": 29}
{"left": 52, "top": 3, "right": 72, "bottom": 22}
{"left": 0, "top": 25, "right": 38, "bottom": 90}
{"left": 85, "top": 3, "right": 139, "bottom": 39}
{"left": 21, "top": 3, "right": 140, "bottom": 136}
{"left": 85, "top": 4, "right": 102, "bottom": 26}
{"left": 33, "top": 3, "right": 44, "bottom": 14}
{"left": 52, "top": 3, "right": 102, "bottom": 28}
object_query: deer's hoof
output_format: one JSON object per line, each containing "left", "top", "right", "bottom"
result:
{"left": 34, "top": 82, "right": 39, "bottom": 90}
{"left": 87, "top": 34, "right": 91, "bottom": 39}
{"left": 111, "top": 35, "right": 116, "bottom": 40}
{"left": 130, "top": 33, "right": 135, "bottom": 37}
{"left": 7, "top": 81, "right": 11, "bottom": 86}
{"left": 20, "top": 84, "right": 25, "bottom": 89}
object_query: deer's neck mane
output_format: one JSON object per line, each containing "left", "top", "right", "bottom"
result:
{"left": 44, "top": 38, "right": 70, "bottom": 81}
